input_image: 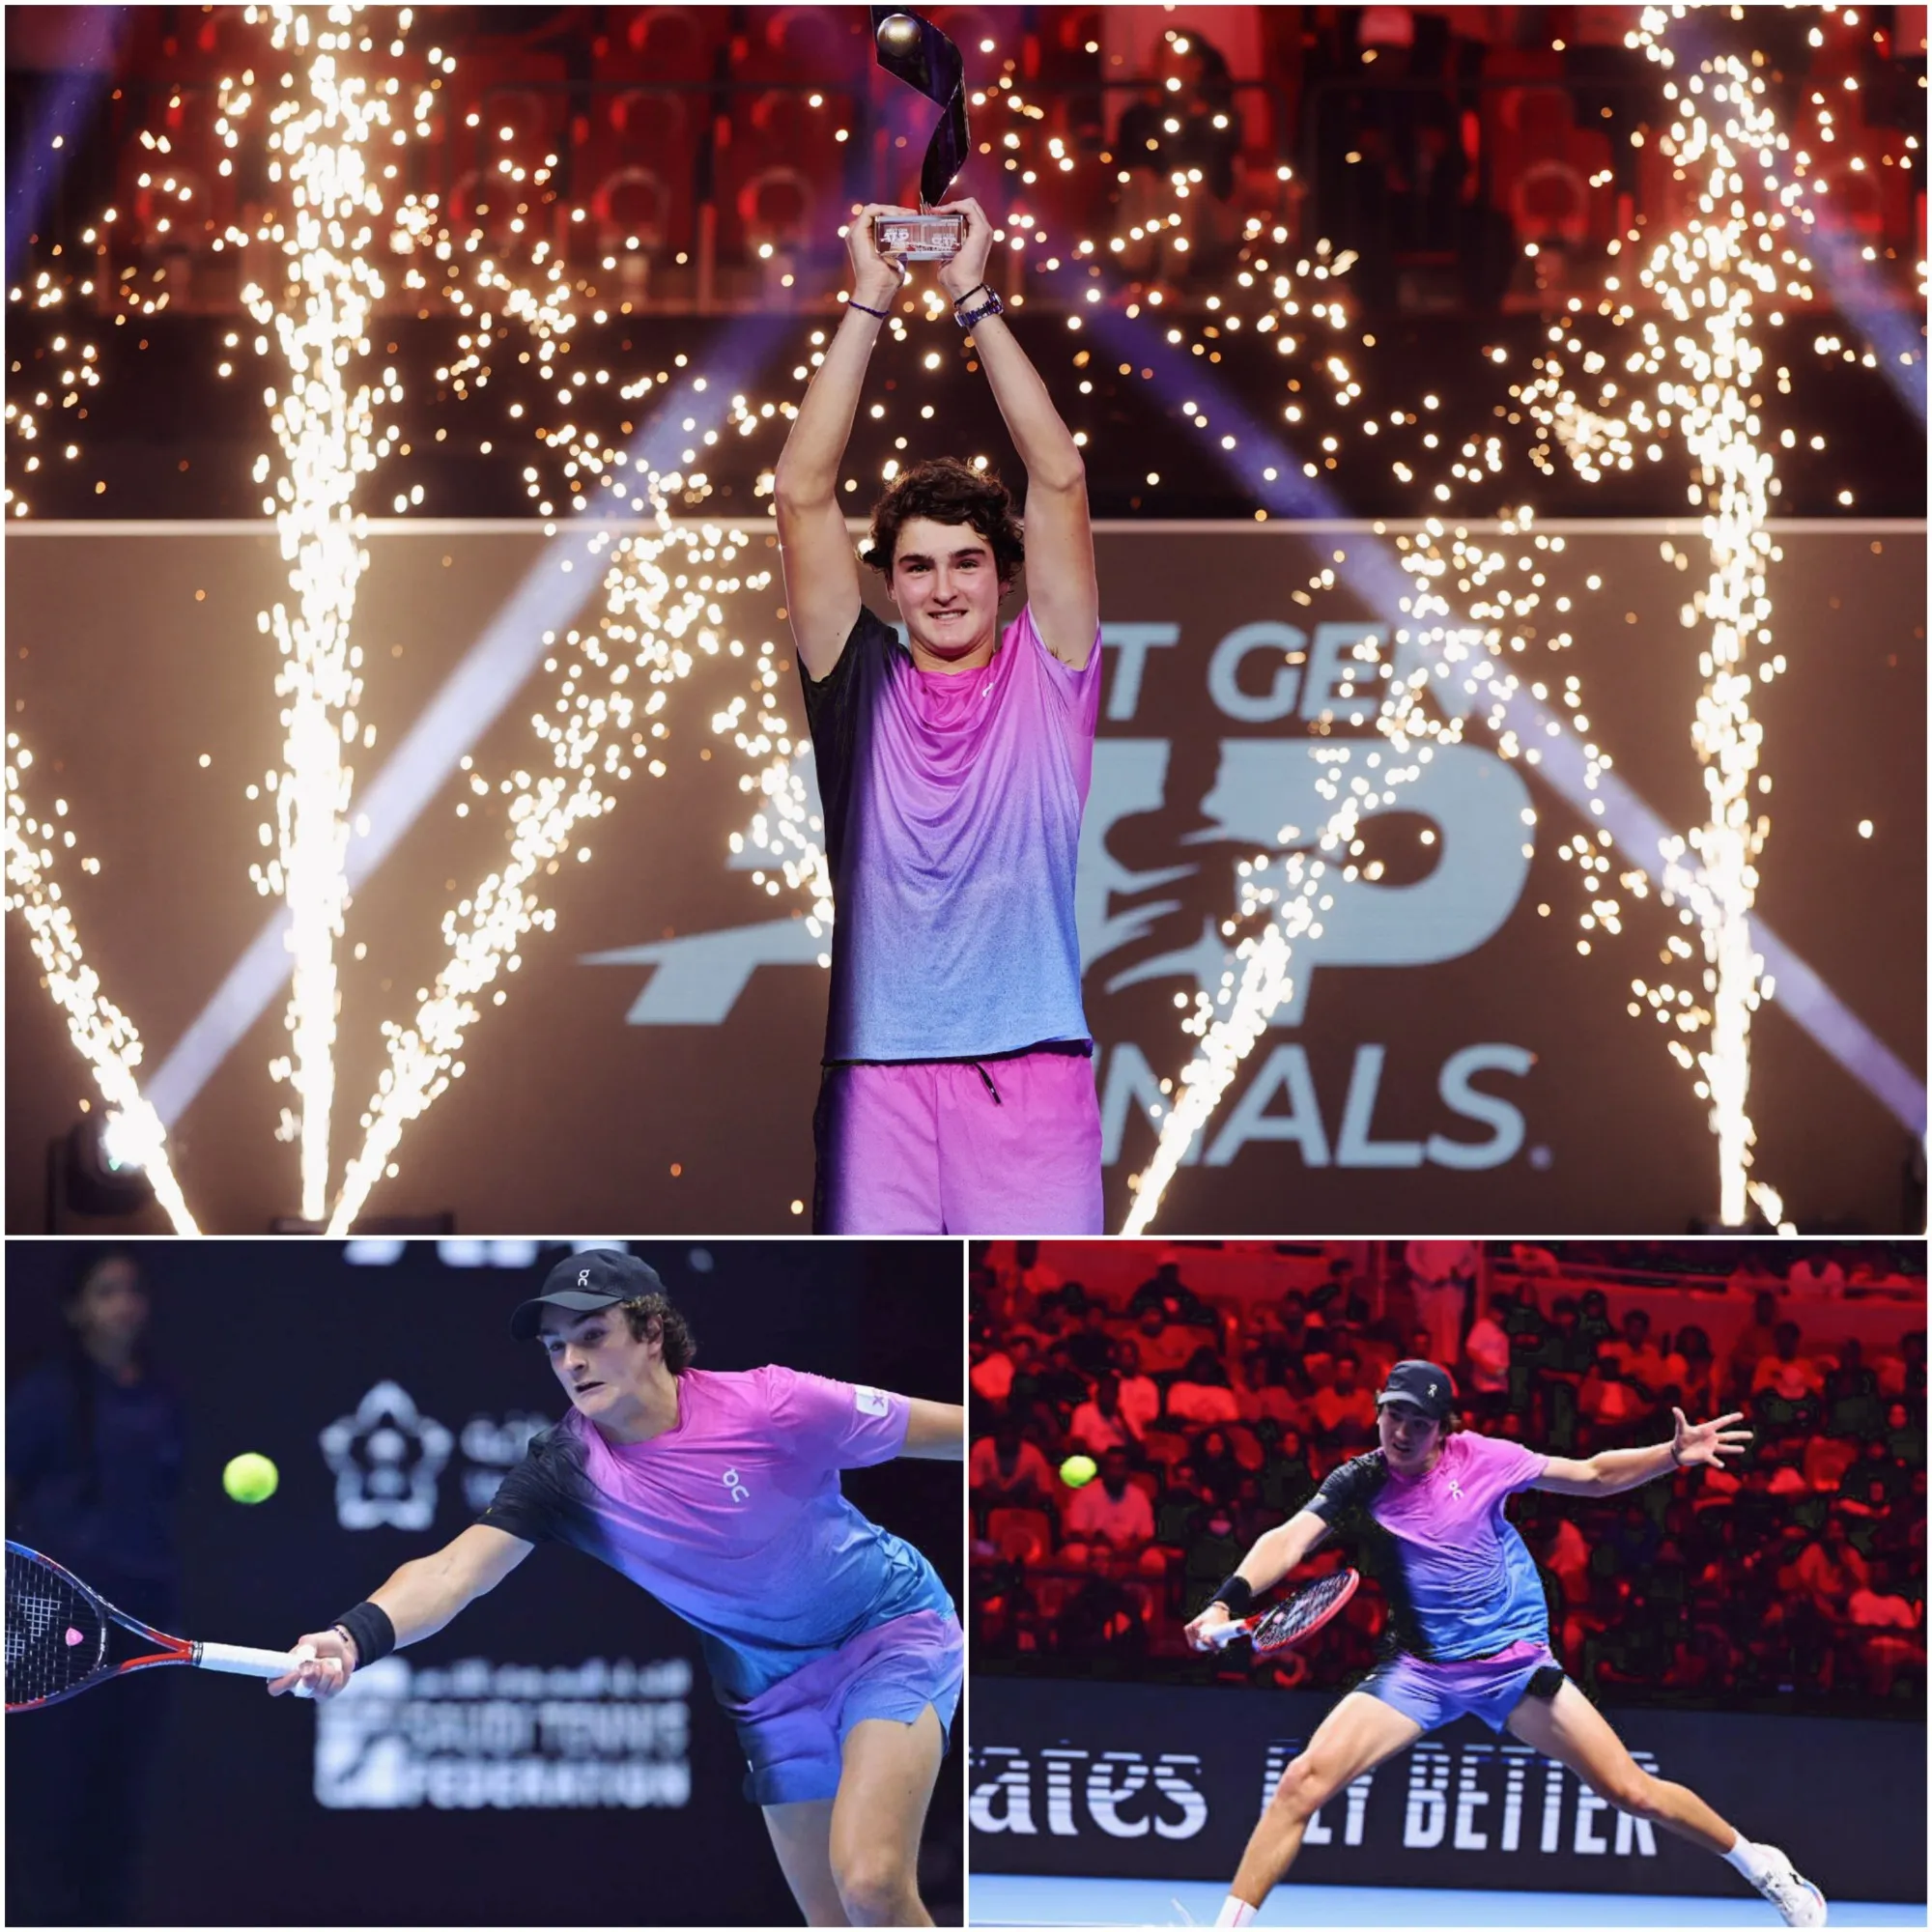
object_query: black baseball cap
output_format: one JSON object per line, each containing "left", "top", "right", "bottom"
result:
{"left": 509, "top": 1250, "right": 667, "bottom": 1340}
{"left": 1376, "top": 1359, "right": 1456, "bottom": 1424}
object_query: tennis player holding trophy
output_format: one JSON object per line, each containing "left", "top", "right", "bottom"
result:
{"left": 774, "top": 9, "right": 1104, "bottom": 1237}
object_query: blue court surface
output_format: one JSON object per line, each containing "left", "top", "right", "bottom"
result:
{"left": 969, "top": 1873, "right": 1929, "bottom": 1926}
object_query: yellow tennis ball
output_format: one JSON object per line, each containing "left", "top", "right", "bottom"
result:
{"left": 223, "top": 1452, "right": 279, "bottom": 1505}
{"left": 1060, "top": 1454, "right": 1098, "bottom": 1489}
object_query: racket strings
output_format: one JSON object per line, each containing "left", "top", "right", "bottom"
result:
{"left": 6, "top": 1548, "right": 106, "bottom": 1709}
{"left": 1252, "top": 1571, "right": 1355, "bottom": 1654}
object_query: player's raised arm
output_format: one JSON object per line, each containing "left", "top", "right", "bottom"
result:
{"left": 933, "top": 197, "right": 1097, "bottom": 669}
{"left": 268, "top": 1522, "right": 533, "bottom": 1699}
{"left": 773, "top": 205, "right": 908, "bottom": 679}
{"left": 898, "top": 1397, "right": 965, "bottom": 1460}
{"left": 1183, "top": 1507, "right": 1331, "bottom": 1650}
{"left": 1532, "top": 1406, "right": 1752, "bottom": 1497}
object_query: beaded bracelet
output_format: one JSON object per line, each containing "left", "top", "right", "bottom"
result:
{"left": 847, "top": 297, "right": 892, "bottom": 319}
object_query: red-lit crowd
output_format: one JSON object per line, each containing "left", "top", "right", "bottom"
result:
{"left": 970, "top": 1244, "right": 1926, "bottom": 1716}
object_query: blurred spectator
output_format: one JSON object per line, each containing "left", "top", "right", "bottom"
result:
{"left": 1727, "top": 1290, "right": 1784, "bottom": 1399}
{"left": 1406, "top": 1238, "right": 1480, "bottom": 1366}
{"left": 7, "top": 1254, "right": 185, "bottom": 1927}
{"left": 1114, "top": 1339, "right": 1163, "bottom": 1437}
{"left": 1789, "top": 1252, "right": 1848, "bottom": 1298}
{"left": 1127, "top": 1258, "right": 1213, "bottom": 1326}
{"left": 1130, "top": 1304, "right": 1210, "bottom": 1376}
{"left": 1729, "top": 1253, "right": 1787, "bottom": 1301}
{"left": 1603, "top": 1307, "right": 1668, "bottom": 1401}
{"left": 1168, "top": 1347, "right": 1241, "bottom": 1427}
{"left": 1067, "top": 1372, "right": 1139, "bottom": 1455}
{"left": 1753, "top": 1321, "right": 1826, "bottom": 1431}
{"left": 1059, "top": 1555, "right": 1149, "bottom": 1654}
{"left": 1580, "top": 1351, "right": 1647, "bottom": 1434}
{"left": 1825, "top": 1339, "right": 1885, "bottom": 1438}
{"left": 1885, "top": 1400, "right": 1924, "bottom": 1471}
{"left": 970, "top": 1413, "right": 1057, "bottom": 1511}
{"left": 1259, "top": 1425, "right": 1317, "bottom": 1520}
{"left": 1840, "top": 1436, "right": 1911, "bottom": 1515}
{"left": 1849, "top": 1559, "right": 1919, "bottom": 1631}
{"left": 1463, "top": 1296, "right": 1512, "bottom": 1416}
{"left": 1310, "top": 1352, "right": 1378, "bottom": 1452}
{"left": 970, "top": 1328, "right": 1022, "bottom": 1405}
{"left": 1063, "top": 1301, "right": 1118, "bottom": 1377}
{"left": 1115, "top": 24, "right": 1244, "bottom": 282}
{"left": 1064, "top": 1447, "right": 1156, "bottom": 1558}
{"left": 1673, "top": 1324, "right": 1720, "bottom": 1416}
{"left": 1795, "top": 1514, "right": 1869, "bottom": 1618}
{"left": 1191, "top": 1427, "right": 1248, "bottom": 1503}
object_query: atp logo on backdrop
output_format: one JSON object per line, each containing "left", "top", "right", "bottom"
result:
{"left": 584, "top": 604, "right": 1538, "bottom": 1173}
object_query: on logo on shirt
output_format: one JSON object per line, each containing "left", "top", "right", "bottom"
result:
{"left": 854, "top": 1385, "right": 891, "bottom": 1417}
{"left": 722, "top": 1466, "right": 751, "bottom": 1502}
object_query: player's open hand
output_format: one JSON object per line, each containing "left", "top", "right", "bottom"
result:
{"left": 1671, "top": 1406, "right": 1751, "bottom": 1469}
{"left": 269, "top": 1628, "right": 355, "bottom": 1700}
{"left": 845, "top": 203, "right": 910, "bottom": 309}
{"left": 933, "top": 197, "right": 995, "bottom": 302}
{"left": 1182, "top": 1602, "right": 1233, "bottom": 1653}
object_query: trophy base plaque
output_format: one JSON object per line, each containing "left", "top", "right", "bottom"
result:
{"left": 873, "top": 212, "right": 963, "bottom": 262}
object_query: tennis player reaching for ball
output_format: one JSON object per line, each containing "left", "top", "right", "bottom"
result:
{"left": 773, "top": 195, "right": 1103, "bottom": 1236}
{"left": 269, "top": 1251, "right": 964, "bottom": 1928}
{"left": 1185, "top": 1361, "right": 1828, "bottom": 1928}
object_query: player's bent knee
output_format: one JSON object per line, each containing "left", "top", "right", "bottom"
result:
{"left": 1270, "top": 1753, "right": 1335, "bottom": 1822}
{"left": 833, "top": 1851, "right": 919, "bottom": 1926}
{"left": 1600, "top": 1771, "right": 1662, "bottom": 1819}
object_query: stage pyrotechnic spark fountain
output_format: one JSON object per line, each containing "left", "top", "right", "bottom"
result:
{"left": 244, "top": 3, "right": 395, "bottom": 1221}
{"left": 1629, "top": 7, "right": 1785, "bottom": 1226}
{"left": 4, "top": 740, "right": 199, "bottom": 1233}
{"left": 327, "top": 518, "right": 766, "bottom": 1231}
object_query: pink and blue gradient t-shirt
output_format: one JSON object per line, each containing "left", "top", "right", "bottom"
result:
{"left": 1305, "top": 1431, "right": 1550, "bottom": 1660}
{"left": 802, "top": 602, "right": 1102, "bottom": 1062}
{"left": 475, "top": 1366, "right": 953, "bottom": 1702}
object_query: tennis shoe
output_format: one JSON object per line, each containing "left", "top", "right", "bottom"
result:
{"left": 1750, "top": 1842, "right": 1827, "bottom": 1926}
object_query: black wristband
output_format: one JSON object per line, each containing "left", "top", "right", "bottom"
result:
{"left": 331, "top": 1600, "right": 396, "bottom": 1668}
{"left": 1210, "top": 1575, "right": 1255, "bottom": 1617}
{"left": 951, "top": 281, "right": 992, "bottom": 308}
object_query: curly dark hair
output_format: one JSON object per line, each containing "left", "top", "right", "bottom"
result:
{"left": 618, "top": 1293, "right": 697, "bottom": 1374}
{"left": 865, "top": 456, "right": 1025, "bottom": 584}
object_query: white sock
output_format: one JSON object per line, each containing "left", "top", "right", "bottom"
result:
{"left": 1212, "top": 1899, "right": 1258, "bottom": 1927}
{"left": 1723, "top": 1833, "right": 1775, "bottom": 1883}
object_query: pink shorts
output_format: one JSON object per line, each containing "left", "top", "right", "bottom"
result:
{"left": 728, "top": 1609, "right": 964, "bottom": 1806}
{"left": 812, "top": 1046, "right": 1105, "bottom": 1235}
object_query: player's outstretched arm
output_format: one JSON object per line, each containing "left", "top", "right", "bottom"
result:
{"left": 1534, "top": 1406, "right": 1752, "bottom": 1496}
{"left": 899, "top": 1397, "right": 965, "bottom": 1460}
{"left": 773, "top": 205, "right": 908, "bottom": 679}
{"left": 268, "top": 1523, "right": 533, "bottom": 1700}
{"left": 934, "top": 197, "right": 1098, "bottom": 670}
{"left": 1183, "top": 1507, "right": 1331, "bottom": 1650}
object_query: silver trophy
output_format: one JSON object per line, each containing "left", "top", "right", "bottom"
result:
{"left": 870, "top": 10, "right": 969, "bottom": 261}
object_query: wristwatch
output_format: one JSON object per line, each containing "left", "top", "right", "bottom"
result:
{"left": 953, "top": 283, "right": 1004, "bottom": 328}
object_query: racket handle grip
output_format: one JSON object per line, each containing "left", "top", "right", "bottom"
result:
{"left": 196, "top": 1640, "right": 317, "bottom": 1679}
{"left": 1204, "top": 1618, "right": 1252, "bottom": 1649}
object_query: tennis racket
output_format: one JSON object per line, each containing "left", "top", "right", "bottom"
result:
{"left": 6, "top": 1542, "right": 315, "bottom": 1713}
{"left": 1204, "top": 1568, "right": 1360, "bottom": 1655}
